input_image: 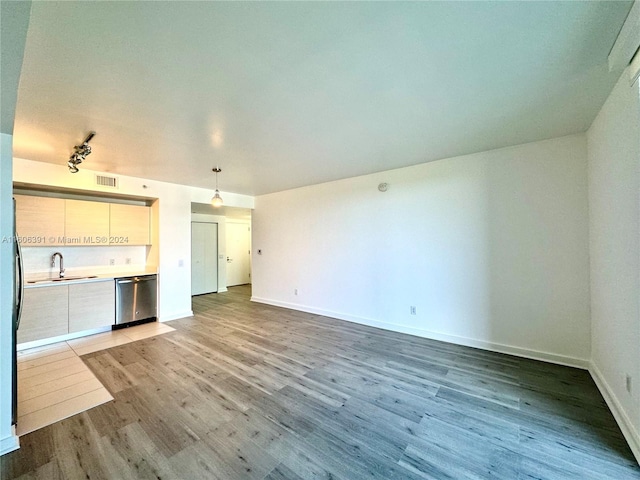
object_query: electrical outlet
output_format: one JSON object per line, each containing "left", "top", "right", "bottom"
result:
{"left": 410, "top": 306, "right": 416, "bottom": 315}
{"left": 178, "top": 259, "right": 184, "bottom": 267}
{"left": 626, "top": 374, "right": 632, "bottom": 393}
{"left": 294, "top": 288, "right": 298, "bottom": 296}
{"left": 125, "top": 258, "right": 131, "bottom": 265}
{"left": 109, "top": 259, "right": 115, "bottom": 266}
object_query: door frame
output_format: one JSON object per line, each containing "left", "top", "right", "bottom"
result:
{"left": 225, "top": 220, "right": 252, "bottom": 287}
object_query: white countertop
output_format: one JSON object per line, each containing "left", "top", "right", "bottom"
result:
{"left": 24, "top": 268, "right": 157, "bottom": 288}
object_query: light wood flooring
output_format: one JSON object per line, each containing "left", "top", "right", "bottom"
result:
{"left": 2, "top": 285, "right": 639, "bottom": 479}
{"left": 15, "top": 322, "right": 175, "bottom": 437}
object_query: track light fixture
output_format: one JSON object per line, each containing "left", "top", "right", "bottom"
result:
{"left": 211, "top": 167, "right": 223, "bottom": 207}
{"left": 68, "top": 131, "right": 96, "bottom": 173}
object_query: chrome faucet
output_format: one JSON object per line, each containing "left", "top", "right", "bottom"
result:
{"left": 51, "top": 252, "right": 65, "bottom": 278}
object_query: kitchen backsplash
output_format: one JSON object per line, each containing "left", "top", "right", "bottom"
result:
{"left": 22, "top": 245, "right": 148, "bottom": 275}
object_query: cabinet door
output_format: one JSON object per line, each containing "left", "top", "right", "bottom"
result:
{"left": 110, "top": 204, "right": 150, "bottom": 245}
{"left": 68, "top": 281, "right": 115, "bottom": 333}
{"left": 15, "top": 195, "right": 65, "bottom": 246}
{"left": 17, "top": 286, "right": 68, "bottom": 344}
{"left": 65, "top": 199, "right": 110, "bottom": 245}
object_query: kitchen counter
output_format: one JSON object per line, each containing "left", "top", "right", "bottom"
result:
{"left": 24, "top": 268, "right": 157, "bottom": 288}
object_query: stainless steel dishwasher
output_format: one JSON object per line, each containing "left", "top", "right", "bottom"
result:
{"left": 115, "top": 274, "right": 157, "bottom": 328}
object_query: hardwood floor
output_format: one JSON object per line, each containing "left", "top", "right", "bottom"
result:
{"left": 2, "top": 285, "right": 639, "bottom": 479}
{"left": 15, "top": 322, "right": 176, "bottom": 437}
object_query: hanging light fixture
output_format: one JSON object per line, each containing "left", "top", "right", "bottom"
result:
{"left": 211, "top": 167, "right": 223, "bottom": 207}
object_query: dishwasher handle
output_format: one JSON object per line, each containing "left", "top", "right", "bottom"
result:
{"left": 117, "top": 276, "right": 157, "bottom": 284}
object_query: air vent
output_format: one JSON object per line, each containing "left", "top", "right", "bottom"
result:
{"left": 95, "top": 175, "right": 118, "bottom": 188}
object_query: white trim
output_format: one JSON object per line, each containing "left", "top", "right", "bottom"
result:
{"left": 589, "top": 361, "right": 640, "bottom": 464}
{"left": 609, "top": 0, "right": 640, "bottom": 72}
{"left": 0, "top": 427, "right": 19, "bottom": 455}
{"left": 217, "top": 287, "right": 228, "bottom": 293}
{"left": 250, "top": 297, "right": 589, "bottom": 369}
{"left": 159, "top": 310, "right": 193, "bottom": 322}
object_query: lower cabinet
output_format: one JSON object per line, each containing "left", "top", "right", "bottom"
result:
{"left": 18, "top": 286, "right": 68, "bottom": 344}
{"left": 18, "top": 280, "right": 115, "bottom": 344}
{"left": 69, "top": 282, "right": 115, "bottom": 333}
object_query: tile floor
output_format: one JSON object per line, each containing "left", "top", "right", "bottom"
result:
{"left": 16, "top": 322, "right": 175, "bottom": 436}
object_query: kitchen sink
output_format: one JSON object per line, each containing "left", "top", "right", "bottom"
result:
{"left": 27, "top": 275, "right": 98, "bottom": 284}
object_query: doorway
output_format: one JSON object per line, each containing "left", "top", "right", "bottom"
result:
{"left": 191, "top": 222, "right": 218, "bottom": 295}
{"left": 226, "top": 221, "right": 251, "bottom": 286}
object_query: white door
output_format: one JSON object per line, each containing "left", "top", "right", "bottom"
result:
{"left": 226, "top": 222, "right": 251, "bottom": 286}
{"left": 191, "top": 222, "right": 218, "bottom": 295}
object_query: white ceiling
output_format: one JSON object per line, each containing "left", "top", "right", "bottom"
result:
{"left": 13, "top": 1, "right": 633, "bottom": 196}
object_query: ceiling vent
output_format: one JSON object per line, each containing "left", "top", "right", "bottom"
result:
{"left": 95, "top": 174, "right": 118, "bottom": 188}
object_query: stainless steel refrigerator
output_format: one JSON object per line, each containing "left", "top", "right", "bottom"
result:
{"left": 12, "top": 198, "right": 24, "bottom": 426}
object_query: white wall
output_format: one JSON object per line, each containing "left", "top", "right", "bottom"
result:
{"left": 0, "top": 135, "right": 19, "bottom": 454}
{"left": 13, "top": 158, "right": 254, "bottom": 322}
{"left": 587, "top": 69, "right": 640, "bottom": 460}
{"left": 1, "top": 0, "right": 31, "bottom": 455}
{"left": 252, "top": 134, "right": 591, "bottom": 366}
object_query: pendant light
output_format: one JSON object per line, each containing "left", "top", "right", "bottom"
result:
{"left": 211, "top": 167, "right": 223, "bottom": 207}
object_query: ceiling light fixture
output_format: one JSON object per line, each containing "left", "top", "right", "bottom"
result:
{"left": 211, "top": 167, "right": 223, "bottom": 207}
{"left": 68, "top": 131, "right": 96, "bottom": 173}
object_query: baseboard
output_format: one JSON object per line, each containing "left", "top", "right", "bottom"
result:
{"left": 250, "top": 296, "right": 589, "bottom": 370}
{"left": 159, "top": 310, "right": 193, "bottom": 322}
{"left": 589, "top": 362, "right": 640, "bottom": 464}
{"left": 0, "top": 427, "right": 19, "bottom": 456}
{"left": 218, "top": 287, "right": 228, "bottom": 293}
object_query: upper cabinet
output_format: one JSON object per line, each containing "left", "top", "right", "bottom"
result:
{"left": 65, "top": 199, "right": 110, "bottom": 245}
{"left": 15, "top": 195, "right": 65, "bottom": 246}
{"left": 110, "top": 204, "right": 150, "bottom": 245}
{"left": 15, "top": 194, "right": 151, "bottom": 246}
